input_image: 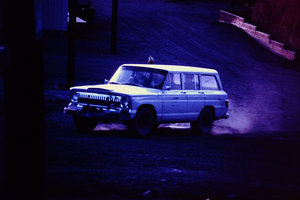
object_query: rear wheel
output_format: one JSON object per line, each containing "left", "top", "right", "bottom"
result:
{"left": 191, "top": 107, "right": 214, "bottom": 135}
{"left": 73, "top": 116, "right": 98, "bottom": 132}
{"left": 127, "top": 107, "right": 156, "bottom": 137}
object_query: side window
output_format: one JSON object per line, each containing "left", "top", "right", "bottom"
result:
{"left": 182, "top": 74, "right": 200, "bottom": 90}
{"left": 164, "top": 73, "right": 181, "bottom": 90}
{"left": 151, "top": 73, "right": 165, "bottom": 89}
{"left": 201, "top": 75, "right": 219, "bottom": 90}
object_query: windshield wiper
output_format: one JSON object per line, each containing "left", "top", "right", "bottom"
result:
{"left": 122, "top": 82, "right": 143, "bottom": 87}
{"left": 108, "top": 81, "right": 120, "bottom": 84}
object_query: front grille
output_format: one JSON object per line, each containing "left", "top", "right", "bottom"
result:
{"left": 77, "top": 92, "right": 120, "bottom": 107}
{"left": 78, "top": 98, "right": 111, "bottom": 106}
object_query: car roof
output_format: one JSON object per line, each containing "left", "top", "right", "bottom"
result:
{"left": 121, "top": 64, "right": 218, "bottom": 74}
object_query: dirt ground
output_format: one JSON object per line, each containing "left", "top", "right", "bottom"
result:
{"left": 2, "top": 0, "right": 300, "bottom": 199}
{"left": 46, "top": 110, "right": 300, "bottom": 200}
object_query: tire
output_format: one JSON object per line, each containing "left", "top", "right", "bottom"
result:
{"left": 73, "top": 116, "right": 98, "bottom": 132}
{"left": 191, "top": 107, "right": 214, "bottom": 135}
{"left": 127, "top": 107, "right": 156, "bottom": 137}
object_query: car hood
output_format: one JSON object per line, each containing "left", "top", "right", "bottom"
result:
{"left": 71, "top": 84, "right": 161, "bottom": 96}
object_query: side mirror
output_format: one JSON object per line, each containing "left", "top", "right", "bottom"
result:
{"left": 163, "top": 85, "right": 171, "bottom": 90}
{"left": 104, "top": 79, "right": 109, "bottom": 84}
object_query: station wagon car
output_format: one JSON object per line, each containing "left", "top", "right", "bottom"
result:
{"left": 64, "top": 64, "right": 229, "bottom": 136}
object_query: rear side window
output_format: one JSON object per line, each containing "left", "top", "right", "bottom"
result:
{"left": 164, "top": 73, "right": 181, "bottom": 90}
{"left": 201, "top": 75, "right": 219, "bottom": 90}
{"left": 182, "top": 74, "right": 200, "bottom": 90}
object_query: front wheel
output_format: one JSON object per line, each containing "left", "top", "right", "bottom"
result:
{"left": 191, "top": 107, "right": 214, "bottom": 135}
{"left": 127, "top": 107, "right": 156, "bottom": 137}
{"left": 73, "top": 116, "right": 98, "bottom": 132}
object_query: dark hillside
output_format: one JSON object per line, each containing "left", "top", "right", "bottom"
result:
{"left": 251, "top": 0, "right": 300, "bottom": 51}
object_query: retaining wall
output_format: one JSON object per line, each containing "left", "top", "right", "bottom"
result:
{"left": 219, "top": 10, "right": 296, "bottom": 60}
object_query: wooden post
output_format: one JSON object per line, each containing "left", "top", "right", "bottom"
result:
{"left": 111, "top": 0, "right": 118, "bottom": 53}
{"left": 67, "top": 0, "right": 77, "bottom": 88}
{"left": 2, "top": 0, "right": 45, "bottom": 199}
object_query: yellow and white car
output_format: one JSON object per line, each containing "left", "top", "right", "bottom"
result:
{"left": 64, "top": 64, "right": 229, "bottom": 136}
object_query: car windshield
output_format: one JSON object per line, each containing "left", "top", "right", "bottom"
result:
{"left": 109, "top": 66, "right": 167, "bottom": 89}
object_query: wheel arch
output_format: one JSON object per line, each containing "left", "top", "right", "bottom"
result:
{"left": 201, "top": 105, "right": 215, "bottom": 119}
{"left": 137, "top": 104, "right": 157, "bottom": 120}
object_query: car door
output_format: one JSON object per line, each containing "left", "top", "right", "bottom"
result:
{"left": 161, "top": 73, "right": 187, "bottom": 122}
{"left": 182, "top": 73, "right": 205, "bottom": 121}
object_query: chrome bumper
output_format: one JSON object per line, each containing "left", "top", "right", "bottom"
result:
{"left": 64, "top": 103, "right": 133, "bottom": 122}
{"left": 224, "top": 112, "right": 229, "bottom": 119}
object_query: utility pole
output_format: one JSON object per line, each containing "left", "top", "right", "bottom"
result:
{"left": 111, "top": 0, "right": 118, "bottom": 53}
{"left": 2, "top": 0, "right": 45, "bottom": 199}
{"left": 67, "top": 0, "right": 77, "bottom": 88}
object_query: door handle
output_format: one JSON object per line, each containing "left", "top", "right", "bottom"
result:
{"left": 180, "top": 91, "right": 186, "bottom": 94}
{"left": 199, "top": 91, "right": 204, "bottom": 94}
{"left": 172, "top": 97, "right": 179, "bottom": 100}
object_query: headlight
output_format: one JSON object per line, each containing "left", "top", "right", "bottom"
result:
{"left": 71, "top": 93, "right": 79, "bottom": 102}
{"left": 120, "top": 97, "right": 130, "bottom": 108}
